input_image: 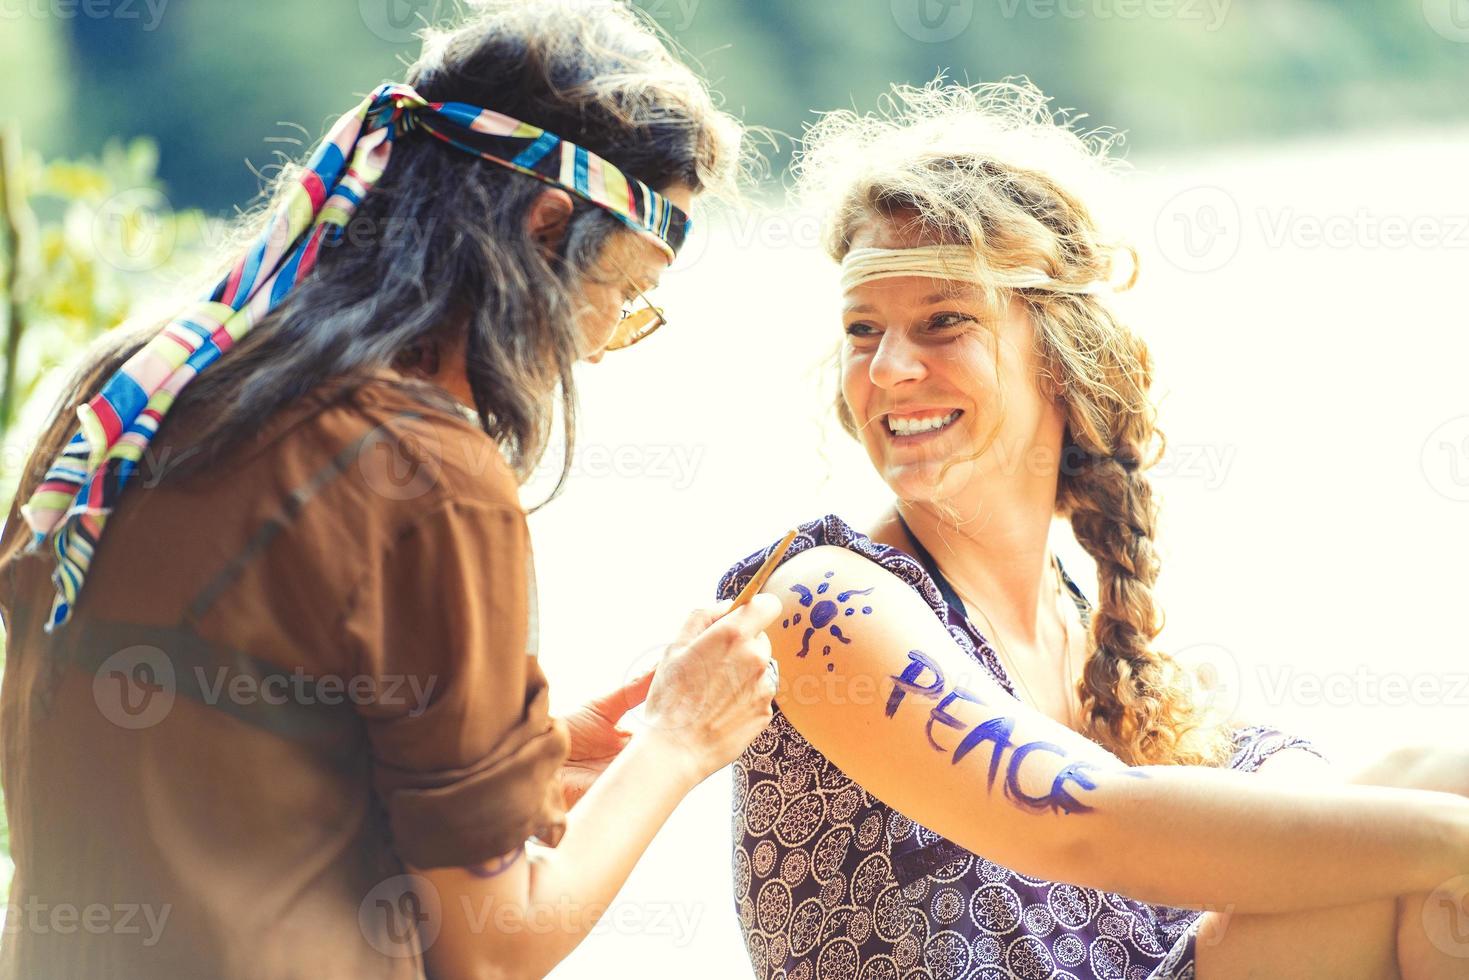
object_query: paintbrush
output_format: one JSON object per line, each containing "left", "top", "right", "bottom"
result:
{"left": 727, "top": 528, "right": 800, "bottom": 612}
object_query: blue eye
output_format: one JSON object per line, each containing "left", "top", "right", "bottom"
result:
{"left": 845, "top": 322, "right": 879, "bottom": 338}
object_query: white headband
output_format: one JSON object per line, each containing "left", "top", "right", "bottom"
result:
{"left": 839, "top": 245, "right": 1129, "bottom": 296}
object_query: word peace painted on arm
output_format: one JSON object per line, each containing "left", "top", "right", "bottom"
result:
{"left": 778, "top": 568, "right": 1140, "bottom": 817}
{"left": 886, "top": 649, "right": 1144, "bottom": 816}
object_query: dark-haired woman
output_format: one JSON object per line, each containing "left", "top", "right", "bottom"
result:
{"left": 0, "top": 3, "right": 779, "bottom": 978}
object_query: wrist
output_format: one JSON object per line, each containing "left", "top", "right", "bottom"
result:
{"left": 627, "top": 728, "right": 708, "bottom": 792}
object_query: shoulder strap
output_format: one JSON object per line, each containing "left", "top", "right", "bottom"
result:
{"left": 896, "top": 512, "right": 1093, "bottom": 622}
{"left": 894, "top": 513, "right": 968, "bottom": 618}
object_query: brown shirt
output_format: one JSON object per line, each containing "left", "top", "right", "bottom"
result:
{"left": 0, "top": 370, "right": 569, "bottom": 979}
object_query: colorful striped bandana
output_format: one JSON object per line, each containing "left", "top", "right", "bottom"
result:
{"left": 20, "top": 82, "right": 691, "bottom": 631}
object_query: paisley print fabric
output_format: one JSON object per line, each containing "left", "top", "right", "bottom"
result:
{"left": 717, "top": 513, "right": 1324, "bottom": 980}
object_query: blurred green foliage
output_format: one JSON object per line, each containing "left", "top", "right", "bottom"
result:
{"left": 0, "top": 132, "right": 212, "bottom": 482}
{"left": 5, "top": 0, "right": 1468, "bottom": 214}
{"left": 0, "top": 130, "right": 211, "bottom": 891}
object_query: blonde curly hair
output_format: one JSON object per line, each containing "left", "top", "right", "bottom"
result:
{"left": 799, "top": 78, "right": 1233, "bottom": 768}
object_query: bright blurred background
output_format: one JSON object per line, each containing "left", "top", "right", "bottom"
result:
{"left": 3, "top": 1, "right": 1469, "bottom": 976}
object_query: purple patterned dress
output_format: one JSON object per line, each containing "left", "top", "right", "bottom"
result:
{"left": 716, "top": 514, "right": 1321, "bottom": 980}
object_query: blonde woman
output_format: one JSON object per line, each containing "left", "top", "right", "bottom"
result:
{"left": 718, "top": 82, "right": 1468, "bottom": 979}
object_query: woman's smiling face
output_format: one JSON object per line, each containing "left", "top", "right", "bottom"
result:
{"left": 840, "top": 216, "right": 1067, "bottom": 509}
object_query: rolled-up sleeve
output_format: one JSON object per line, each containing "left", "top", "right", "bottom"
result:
{"left": 343, "top": 498, "right": 569, "bottom": 869}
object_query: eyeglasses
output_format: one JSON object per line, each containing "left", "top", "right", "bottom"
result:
{"left": 605, "top": 274, "right": 667, "bottom": 352}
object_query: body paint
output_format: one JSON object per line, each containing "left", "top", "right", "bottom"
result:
{"left": 884, "top": 650, "right": 1126, "bottom": 816}
{"left": 785, "top": 571, "right": 875, "bottom": 670}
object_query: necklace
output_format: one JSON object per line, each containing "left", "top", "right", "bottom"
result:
{"left": 948, "top": 553, "right": 1080, "bottom": 730}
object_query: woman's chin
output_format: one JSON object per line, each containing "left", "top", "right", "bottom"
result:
{"left": 879, "top": 457, "right": 977, "bottom": 505}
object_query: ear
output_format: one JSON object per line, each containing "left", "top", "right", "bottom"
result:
{"left": 526, "top": 188, "right": 575, "bottom": 254}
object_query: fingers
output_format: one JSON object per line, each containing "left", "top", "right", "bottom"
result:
{"left": 718, "top": 591, "right": 783, "bottom": 636}
{"left": 590, "top": 667, "right": 656, "bottom": 723}
{"left": 674, "top": 599, "right": 733, "bottom": 644}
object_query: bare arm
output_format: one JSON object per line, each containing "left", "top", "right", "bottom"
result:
{"left": 419, "top": 596, "right": 781, "bottom": 980}
{"left": 417, "top": 729, "right": 706, "bottom": 980}
{"left": 761, "top": 544, "right": 1469, "bottom": 915}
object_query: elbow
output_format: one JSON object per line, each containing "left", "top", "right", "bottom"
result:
{"left": 1011, "top": 815, "right": 1106, "bottom": 891}
{"left": 424, "top": 932, "right": 548, "bottom": 980}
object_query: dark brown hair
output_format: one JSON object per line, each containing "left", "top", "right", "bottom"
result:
{"left": 14, "top": 0, "right": 743, "bottom": 514}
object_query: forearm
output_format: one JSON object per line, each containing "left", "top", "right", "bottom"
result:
{"left": 817, "top": 707, "right": 1469, "bottom": 919}
{"left": 1062, "top": 763, "right": 1469, "bottom": 914}
{"left": 422, "top": 732, "right": 702, "bottom": 980}
{"left": 517, "top": 732, "right": 701, "bottom": 963}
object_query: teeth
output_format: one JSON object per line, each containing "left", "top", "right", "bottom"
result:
{"left": 887, "top": 410, "right": 960, "bottom": 436}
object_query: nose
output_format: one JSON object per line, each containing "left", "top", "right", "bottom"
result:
{"left": 868, "top": 329, "right": 928, "bottom": 390}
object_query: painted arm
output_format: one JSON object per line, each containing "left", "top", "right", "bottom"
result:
{"left": 762, "top": 544, "right": 1469, "bottom": 915}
